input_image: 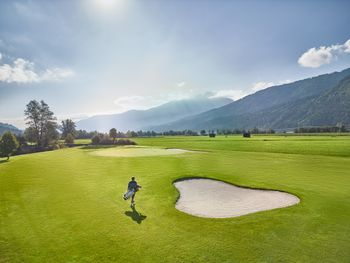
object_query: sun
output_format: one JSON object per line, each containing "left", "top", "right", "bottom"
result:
{"left": 94, "top": 0, "right": 124, "bottom": 9}
{"left": 98, "top": 0, "right": 118, "bottom": 7}
{"left": 87, "top": 0, "right": 126, "bottom": 17}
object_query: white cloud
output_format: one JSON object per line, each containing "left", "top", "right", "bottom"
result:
{"left": 114, "top": 95, "right": 155, "bottom": 111}
{"left": 41, "top": 68, "right": 75, "bottom": 81}
{"left": 0, "top": 58, "right": 39, "bottom": 83}
{"left": 113, "top": 95, "right": 166, "bottom": 112}
{"left": 0, "top": 53, "right": 2, "bottom": 60}
{"left": 252, "top": 79, "right": 293, "bottom": 92}
{"left": 113, "top": 92, "right": 195, "bottom": 113}
{"left": 210, "top": 79, "right": 294, "bottom": 101}
{"left": 0, "top": 55, "right": 74, "bottom": 83}
{"left": 344, "top": 39, "right": 350, "bottom": 53}
{"left": 176, "top": 81, "right": 187, "bottom": 87}
{"left": 298, "top": 39, "right": 350, "bottom": 68}
{"left": 298, "top": 47, "right": 333, "bottom": 68}
{"left": 209, "top": 89, "right": 249, "bottom": 101}
{"left": 252, "top": 81, "right": 275, "bottom": 92}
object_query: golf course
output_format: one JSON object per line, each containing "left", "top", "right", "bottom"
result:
{"left": 1, "top": 135, "right": 350, "bottom": 262}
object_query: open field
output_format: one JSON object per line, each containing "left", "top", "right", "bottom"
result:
{"left": 1, "top": 135, "right": 350, "bottom": 262}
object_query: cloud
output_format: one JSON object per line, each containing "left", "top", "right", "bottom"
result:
{"left": 298, "top": 39, "right": 350, "bottom": 68}
{"left": 252, "top": 79, "right": 292, "bottom": 92}
{"left": 0, "top": 58, "right": 39, "bottom": 83}
{"left": 345, "top": 39, "right": 350, "bottom": 53}
{"left": 0, "top": 53, "right": 2, "bottom": 60}
{"left": 251, "top": 81, "right": 275, "bottom": 92}
{"left": 41, "top": 68, "right": 75, "bottom": 81}
{"left": 114, "top": 95, "right": 154, "bottom": 111}
{"left": 0, "top": 55, "right": 74, "bottom": 83}
{"left": 210, "top": 79, "right": 294, "bottom": 101}
{"left": 113, "top": 92, "right": 196, "bottom": 113}
{"left": 13, "top": 1, "right": 47, "bottom": 21}
{"left": 113, "top": 95, "right": 173, "bottom": 112}
{"left": 176, "top": 81, "right": 187, "bottom": 87}
{"left": 209, "top": 89, "right": 249, "bottom": 101}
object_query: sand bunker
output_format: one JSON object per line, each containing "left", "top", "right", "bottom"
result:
{"left": 174, "top": 178, "right": 299, "bottom": 218}
{"left": 91, "top": 146, "right": 194, "bottom": 157}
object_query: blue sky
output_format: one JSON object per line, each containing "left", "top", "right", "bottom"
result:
{"left": 0, "top": 0, "right": 350, "bottom": 128}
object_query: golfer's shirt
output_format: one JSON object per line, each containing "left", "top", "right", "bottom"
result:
{"left": 128, "top": 181, "right": 138, "bottom": 191}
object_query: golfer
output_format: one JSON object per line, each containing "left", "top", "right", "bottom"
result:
{"left": 127, "top": 177, "right": 141, "bottom": 206}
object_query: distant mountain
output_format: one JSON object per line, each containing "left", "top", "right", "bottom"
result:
{"left": 77, "top": 97, "right": 232, "bottom": 132}
{"left": 151, "top": 68, "right": 350, "bottom": 131}
{"left": 0, "top": 123, "right": 21, "bottom": 136}
{"left": 294, "top": 75, "right": 350, "bottom": 127}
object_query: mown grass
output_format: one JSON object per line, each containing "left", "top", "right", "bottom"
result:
{"left": 134, "top": 134, "right": 350, "bottom": 157}
{"left": 1, "top": 135, "right": 350, "bottom": 262}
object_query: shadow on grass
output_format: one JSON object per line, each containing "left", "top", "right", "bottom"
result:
{"left": 125, "top": 206, "right": 147, "bottom": 224}
{"left": 0, "top": 159, "right": 9, "bottom": 164}
{"left": 80, "top": 145, "right": 117, "bottom": 150}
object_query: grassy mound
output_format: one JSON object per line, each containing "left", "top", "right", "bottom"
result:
{"left": 90, "top": 146, "right": 194, "bottom": 157}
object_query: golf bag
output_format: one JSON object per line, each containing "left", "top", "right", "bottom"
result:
{"left": 123, "top": 189, "right": 135, "bottom": 200}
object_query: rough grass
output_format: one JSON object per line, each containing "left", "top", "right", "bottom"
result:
{"left": 1, "top": 135, "right": 350, "bottom": 262}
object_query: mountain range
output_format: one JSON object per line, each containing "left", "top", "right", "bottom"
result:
{"left": 150, "top": 68, "right": 350, "bottom": 131}
{"left": 78, "top": 67, "right": 350, "bottom": 132}
{"left": 3, "top": 68, "right": 349, "bottom": 135}
{"left": 77, "top": 97, "right": 232, "bottom": 132}
{"left": 0, "top": 123, "right": 21, "bottom": 136}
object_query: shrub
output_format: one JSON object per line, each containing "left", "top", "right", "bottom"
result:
{"left": 91, "top": 134, "right": 101, "bottom": 145}
{"left": 116, "top": 139, "right": 137, "bottom": 145}
{"left": 52, "top": 144, "right": 61, "bottom": 150}
{"left": 90, "top": 134, "right": 136, "bottom": 145}
{"left": 243, "top": 132, "right": 251, "bottom": 138}
{"left": 100, "top": 134, "right": 113, "bottom": 145}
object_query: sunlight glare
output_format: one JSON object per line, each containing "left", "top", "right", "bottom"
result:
{"left": 92, "top": 0, "right": 125, "bottom": 13}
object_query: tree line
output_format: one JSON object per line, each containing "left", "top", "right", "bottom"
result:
{"left": 294, "top": 125, "right": 348, "bottom": 133}
{"left": 2, "top": 99, "right": 348, "bottom": 160}
{"left": 0, "top": 100, "right": 135, "bottom": 159}
{"left": 200, "top": 128, "right": 276, "bottom": 136}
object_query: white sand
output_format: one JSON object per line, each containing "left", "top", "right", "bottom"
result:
{"left": 91, "top": 146, "right": 194, "bottom": 157}
{"left": 174, "top": 179, "right": 300, "bottom": 218}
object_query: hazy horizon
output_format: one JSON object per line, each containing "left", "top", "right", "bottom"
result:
{"left": 1, "top": 0, "right": 350, "bottom": 128}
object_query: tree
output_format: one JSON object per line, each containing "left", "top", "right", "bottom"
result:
{"left": 15, "top": 134, "right": 27, "bottom": 148}
{"left": 109, "top": 128, "right": 117, "bottom": 144}
{"left": 124, "top": 130, "right": 138, "bottom": 138}
{"left": 65, "top": 133, "right": 75, "bottom": 144}
{"left": 250, "top": 127, "right": 259, "bottom": 134}
{"left": 91, "top": 134, "right": 101, "bottom": 145}
{"left": 24, "top": 100, "right": 57, "bottom": 147}
{"left": 200, "top": 130, "right": 206, "bottom": 136}
{"left": 60, "top": 119, "right": 76, "bottom": 139}
{"left": 0, "top": 132, "right": 19, "bottom": 160}
{"left": 24, "top": 127, "right": 37, "bottom": 143}
{"left": 75, "top": 130, "right": 98, "bottom": 139}
{"left": 42, "top": 122, "right": 59, "bottom": 146}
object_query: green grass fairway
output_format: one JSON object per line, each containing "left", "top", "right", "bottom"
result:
{"left": 1, "top": 135, "right": 350, "bottom": 262}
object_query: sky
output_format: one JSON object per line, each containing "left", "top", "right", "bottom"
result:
{"left": 0, "top": 0, "right": 350, "bottom": 128}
